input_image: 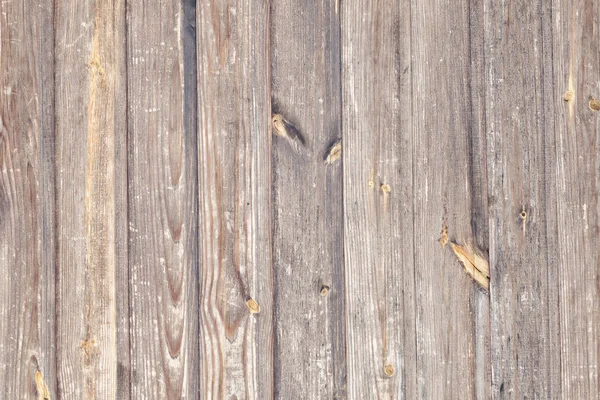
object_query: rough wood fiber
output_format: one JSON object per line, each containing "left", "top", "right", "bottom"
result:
{"left": 127, "top": 0, "right": 199, "bottom": 398}
{"left": 552, "top": 0, "right": 600, "bottom": 397}
{"left": 485, "top": 0, "right": 561, "bottom": 397}
{"left": 411, "top": 0, "right": 491, "bottom": 398}
{"left": 342, "top": 0, "right": 417, "bottom": 398}
{"left": 54, "top": 0, "right": 126, "bottom": 398}
{"left": 197, "top": 1, "right": 274, "bottom": 398}
{"left": 0, "top": 0, "right": 55, "bottom": 397}
{"left": 270, "top": 0, "right": 346, "bottom": 398}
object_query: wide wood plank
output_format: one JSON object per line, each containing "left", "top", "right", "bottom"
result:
{"left": 552, "top": 0, "right": 600, "bottom": 397}
{"left": 127, "top": 0, "right": 199, "bottom": 397}
{"left": 54, "top": 0, "right": 127, "bottom": 398}
{"left": 342, "top": 0, "right": 417, "bottom": 397}
{"left": 0, "top": 0, "right": 55, "bottom": 397}
{"left": 411, "top": 0, "right": 490, "bottom": 398}
{"left": 197, "top": 1, "right": 273, "bottom": 398}
{"left": 485, "top": 0, "right": 561, "bottom": 397}
{"left": 270, "top": 0, "right": 346, "bottom": 398}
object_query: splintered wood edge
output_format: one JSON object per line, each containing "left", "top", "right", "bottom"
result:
{"left": 246, "top": 298, "right": 260, "bottom": 314}
{"left": 35, "top": 370, "right": 51, "bottom": 400}
{"left": 450, "top": 242, "right": 490, "bottom": 290}
{"left": 325, "top": 139, "right": 342, "bottom": 164}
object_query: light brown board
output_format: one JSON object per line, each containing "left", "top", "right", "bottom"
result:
{"left": 270, "top": 0, "right": 346, "bottom": 398}
{"left": 54, "top": 0, "right": 126, "bottom": 398}
{"left": 197, "top": 1, "right": 274, "bottom": 398}
{"left": 341, "top": 0, "right": 417, "bottom": 397}
{"left": 127, "top": 0, "right": 199, "bottom": 397}
{"left": 411, "top": 0, "right": 490, "bottom": 398}
{"left": 552, "top": 0, "right": 600, "bottom": 397}
{"left": 0, "top": 0, "right": 55, "bottom": 397}
{"left": 485, "top": 0, "right": 561, "bottom": 397}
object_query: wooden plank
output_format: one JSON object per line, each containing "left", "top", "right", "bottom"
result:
{"left": 411, "top": 0, "right": 490, "bottom": 398}
{"left": 0, "top": 0, "right": 55, "bottom": 397}
{"left": 270, "top": 0, "right": 346, "bottom": 398}
{"left": 197, "top": 1, "right": 273, "bottom": 398}
{"left": 54, "top": 0, "right": 126, "bottom": 397}
{"left": 341, "top": 0, "right": 417, "bottom": 397}
{"left": 485, "top": 0, "right": 561, "bottom": 397}
{"left": 127, "top": 0, "right": 199, "bottom": 398}
{"left": 552, "top": 0, "right": 600, "bottom": 397}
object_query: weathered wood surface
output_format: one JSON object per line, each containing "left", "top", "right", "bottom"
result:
{"left": 552, "top": 0, "right": 600, "bottom": 397}
{"left": 54, "top": 0, "right": 127, "bottom": 398}
{"left": 342, "top": 0, "right": 417, "bottom": 398}
{"left": 1, "top": 0, "right": 600, "bottom": 399}
{"left": 271, "top": 0, "right": 346, "bottom": 398}
{"left": 485, "top": 0, "right": 561, "bottom": 398}
{"left": 0, "top": 0, "right": 54, "bottom": 398}
{"left": 197, "top": 1, "right": 273, "bottom": 399}
{"left": 128, "top": 0, "right": 198, "bottom": 398}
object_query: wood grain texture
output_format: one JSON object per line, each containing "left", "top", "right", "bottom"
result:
{"left": 342, "top": 0, "right": 417, "bottom": 398}
{"left": 552, "top": 0, "right": 600, "bottom": 397}
{"left": 485, "top": 0, "right": 561, "bottom": 397}
{"left": 0, "top": 0, "right": 55, "bottom": 397}
{"left": 197, "top": 1, "right": 274, "bottom": 398}
{"left": 270, "top": 0, "right": 346, "bottom": 398}
{"left": 411, "top": 0, "right": 490, "bottom": 398}
{"left": 127, "top": 0, "right": 199, "bottom": 398}
{"left": 54, "top": 0, "right": 126, "bottom": 398}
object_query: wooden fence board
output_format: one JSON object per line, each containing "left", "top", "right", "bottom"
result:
{"left": 127, "top": 0, "right": 199, "bottom": 397}
{"left": 197, "top": 1, "right": 274, "bottom": 398}
{"left": 0, "top": 0, "right": 55, "bottom": 397}
{"left": 552, "top": 0, "right": 600, "bottom": 397}
{"left": 341, "top": 1, "right": 417, "bottom": 398}
{"left": 485, "top": 0, "right": 562, "bottom": 397}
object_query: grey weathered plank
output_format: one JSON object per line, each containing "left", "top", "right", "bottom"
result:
{"left": 127, "top": 0, "right": 199, "bottom": 398}
{"left": 411, "top": 0, "right": 490, "bottom": 398}
{"left": 197, "top": 1, "right": 273, "bottom": 398}
{"left": 341, "top": 0, "right": 417, "bottom": 397}
{"left": 54, "top": 0, "right": 126, "bottom": 398}
{"left": 270, "top": 0, "right": 346, "bottom": 398}
{"left": 485, "top": 0, "right": 561, "bottom": 397}
{"left": 552, "top": 0, "right": 600, "bottom": 397}
{"left": 0, "top": 0, "right": 55, "bottom": 397}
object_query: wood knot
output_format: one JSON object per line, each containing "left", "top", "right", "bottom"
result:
{"left": 246, "top": 298, "right": 260, "bottom": 314}
{"left": 563, "top": 91, "right": 574, "bottom": 102}
{"left": 380, "top": 183, "right": 391, "bottom": 194}
{"left": 320, "top": 284, "right": 330, "bottom": 297}
{"left": 439, "top": 222, "right": 448, "bottom": 248}
{"left": 589, "top": 99, "right": 600, "bottom": 112}
{"left": 383, "top": 363, "right": 395, "bottom": 377}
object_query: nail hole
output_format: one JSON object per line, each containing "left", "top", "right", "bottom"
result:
{"left": 520, "top": 211, "right": 527, "bottom": 219}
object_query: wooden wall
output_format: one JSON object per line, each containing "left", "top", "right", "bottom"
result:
{"left": 0, "top": 0, "right": 599, "bottom": 398}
